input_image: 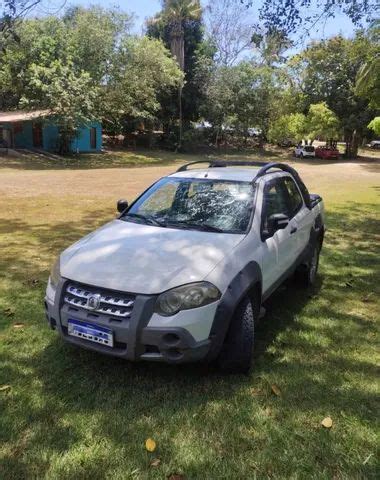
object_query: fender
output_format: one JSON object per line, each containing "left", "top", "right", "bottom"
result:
{"left": 301, "top": 213, "right": 325, "bottom": 265}
{"left": 205, "top": 261, "right": 262, "bottom": 361}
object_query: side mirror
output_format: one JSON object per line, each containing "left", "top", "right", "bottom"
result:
{"left": 267, "top": 213, "right": 289, "bottom": 236}
{"left": 117, "top": 199, "right": 129, "bottom": 213}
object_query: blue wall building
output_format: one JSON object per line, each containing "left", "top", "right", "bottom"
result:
{"left": 0, "top": 111, "right": 102, "bottom": 153}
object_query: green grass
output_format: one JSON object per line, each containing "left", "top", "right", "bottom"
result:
{"left": 0, "top": 144, "right": 287, "bottom": 170}
{"left": 0, "top": 153, "right": 379, "bottom": 479}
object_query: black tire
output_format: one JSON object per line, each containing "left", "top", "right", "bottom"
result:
{"left": 296, "top": 243, "right": 320, "bottom": 286}
{"left": 217, "top": 296, "right": 257, "bottom": 374}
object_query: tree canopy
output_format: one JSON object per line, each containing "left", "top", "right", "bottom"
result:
{"left": 0, "top": 2, "right": 379, "bottom": 157}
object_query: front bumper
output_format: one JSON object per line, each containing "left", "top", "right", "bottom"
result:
{"left": 45, "top": 278, "right": 212, "bottom": 364}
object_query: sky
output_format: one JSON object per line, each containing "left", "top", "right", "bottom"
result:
{"left": 33, "top": 0, "right": 361, "bottom": 47}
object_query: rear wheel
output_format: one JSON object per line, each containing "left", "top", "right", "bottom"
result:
{"left": 217, "top": 296, "right": 257, "bottom": 374}
{"left": 296, "top": 243, "right": 320, "bottom": 286}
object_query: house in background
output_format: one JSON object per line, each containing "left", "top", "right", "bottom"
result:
{"left": 0, "top": 110, "right": 102, "bottom": 153}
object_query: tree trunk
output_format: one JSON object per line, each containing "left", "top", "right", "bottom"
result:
{"left": 169, "top": 22, "right": 185, "bottom": 152}
{"left": 344, "top": 130, "right": 359, "bottom": 159}
{"left": 177, "top": 85, "right": 183, "bottom": 151}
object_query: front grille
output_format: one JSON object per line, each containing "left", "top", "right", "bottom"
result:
{"left": 64, "top": 283, "right": 135, "bottom": 319}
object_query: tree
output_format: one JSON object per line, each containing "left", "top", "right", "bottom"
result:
{"left": 0, "top": 8, "right": 182, "bottom": 148}
{"left": 203, "top": 62, "right": 277, "bottom": 144}
{"left": 241, "top": 1, "right": 377, "bottom": 36}
{"left": 205, "top": 0, "right": 253, "bottom": 66}
{"left": 251, "top": 29, "right": 292, "bottom": 67}
{"left": 355, "top": 21, "right": 380, "bottom": 110}
{"left": 355, "top": 56, "right": 380, "bottom": 110}
{"left": 289, "top": 34, "right": 376, "bottom": 157}
{"left": 62, "top": 6, "right": 133, "bottom": 84}
{"left": 368, "top": 117, "right": 380, "bottom": 136}
{"left": 101, "top": 37, "right": 183, "bottom": 136}
{"left": 268, "top": 113, "right": 306, "bottom": 145}
{"left": 20, "top": 59, "right": 99, "bottom": 153}
{"left": 306, "top": 102, "right": 340, "bottom": 144}
{"left": 147, "top": 0, "right": 204, "bottom": 148}
{"left": 1, "top": 0, "right": 42, "bottom": 49}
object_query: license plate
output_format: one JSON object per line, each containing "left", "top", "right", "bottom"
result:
{"left": 68, "top": 319, "right": 114, "bottom": 347}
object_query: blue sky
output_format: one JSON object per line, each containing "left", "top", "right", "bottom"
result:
{"left": 34, "top": 0, "right": 360, "bottom": 46}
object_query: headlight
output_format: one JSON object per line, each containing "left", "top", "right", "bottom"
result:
{"left": 49, "top": 257, "right": 61, "bottom": 289}
{"left": 155, "top": 282, "right": 221, "bottom": 316}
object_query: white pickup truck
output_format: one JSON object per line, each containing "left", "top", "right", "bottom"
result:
{"left": 45, "top": 161, "right": 325, "bottom": 373}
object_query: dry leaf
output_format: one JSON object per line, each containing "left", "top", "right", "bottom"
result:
{"left": 271, "top": 384, "right": 281, "bottom": 396}
{"left": 150, "top": 458, "right": 161, "bottom": 468}
{"left": 13, "top": 323, "right": 24, "bottom": 329}
{"left": 0, "top": 385, "right": 11, "bottom": 392}
{"left": 168, "top": 475, "right": 186, "bottom": 480}
{"left": 145, "top": 438, "right": 156, "bottom": 452}
{"left": 321, "top": 416, "right": 333, "bottom": 428}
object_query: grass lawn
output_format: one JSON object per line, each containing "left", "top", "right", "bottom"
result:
{"left": 0, "top": 150, "right": 379, "bottom": 479}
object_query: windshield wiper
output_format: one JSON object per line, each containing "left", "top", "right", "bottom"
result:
{"left": 165, "top": 220, "right": 224, "bottom": 233}
{"left": 124, "top": 213, "right": 166, "bottom": 227}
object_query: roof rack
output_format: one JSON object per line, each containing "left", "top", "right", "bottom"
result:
{"left": 176, "top": 160, "right": 268, "bottom": 172}
{"left": 176, "top": 160, "right": 312, "bottom": 209}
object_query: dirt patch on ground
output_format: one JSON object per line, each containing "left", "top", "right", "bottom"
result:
{"left": 1, "top": 157, "right": 379, "bottom": 204}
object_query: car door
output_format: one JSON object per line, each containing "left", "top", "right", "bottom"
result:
{"left": 282, "top": 176, "right": 311, "bottom": 258}
{"left": 260, "top": 177, "right": 298, "bottom": 294}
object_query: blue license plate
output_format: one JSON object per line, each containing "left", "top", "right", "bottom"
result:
{"left": 67, "top": 319, "right": 114, "bottom": 347}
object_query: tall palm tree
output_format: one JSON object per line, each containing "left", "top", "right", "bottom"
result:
{"left": 160, "top": 0, "right": 202, "bottom": 148}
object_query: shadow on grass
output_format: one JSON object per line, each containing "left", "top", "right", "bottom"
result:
{"left": 0, "top": 203, "right": 379, "bottom": 478}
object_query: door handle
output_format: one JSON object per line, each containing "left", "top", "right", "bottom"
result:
{"left": 290, "top": 226, "right": 298, "bottom": 234}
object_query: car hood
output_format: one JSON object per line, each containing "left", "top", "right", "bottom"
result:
{"left": 60, "top": 219, "right": 244, "bottom": 294}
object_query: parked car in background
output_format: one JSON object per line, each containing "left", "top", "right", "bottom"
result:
{"left": 315, "top": 146, "right": 340, "bottom": 159}
{"left": 247, "top": 127, "right": 262, "bottom": 137}
{"left": 368, "top": 140, "right": 380, "bottom": 149}
{"left": 294, "top": 145, "right": 315, "bottom": 158}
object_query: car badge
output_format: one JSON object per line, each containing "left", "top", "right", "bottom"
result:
{"left": 86, "top": 293, "right": 101, "bottom": 310}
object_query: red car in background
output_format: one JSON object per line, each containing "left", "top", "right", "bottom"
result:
{"left": 315, "top": 146, "right": 340, "bottom": 159}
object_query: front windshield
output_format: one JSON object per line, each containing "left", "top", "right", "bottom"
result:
{"left": 121, "top": 177, "right": 255, "bottom": 234}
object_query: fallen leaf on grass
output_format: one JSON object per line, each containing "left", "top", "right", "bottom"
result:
{"left": 249, "top": 387, "right": 263, "bottom": 397}
{"left": 271, "top": 384, "right": 282, "bottom": 396}
{"left": 13, "top": 323, "right": 24, "bottom": 329}
{"left": 0, "top": 385, "right": 11, "bottom": 393}
{"left": 168, "top": 474, "right": 186, "bottom": 480}
{"left": 150, "top": 458, "right": 161, "bottom": 468}
{"left": 321, "top": 416, "right": 333, "bottom": 428}
{"left": 4, "top": 307, "right": 15, "bottom": 317}
{"left": 145, "top": 438, "right": 156, "bottom": 452}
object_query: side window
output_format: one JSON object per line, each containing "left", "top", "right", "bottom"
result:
{"left": 283, "top": 177, "right": 303, "bottom": 217}
{"left": 261, "top": 179, "right": 289, "bottom": 233}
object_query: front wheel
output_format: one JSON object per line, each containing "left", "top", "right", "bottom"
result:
{"left": 217, "top": 296, "right": 257, "bottom": 374}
